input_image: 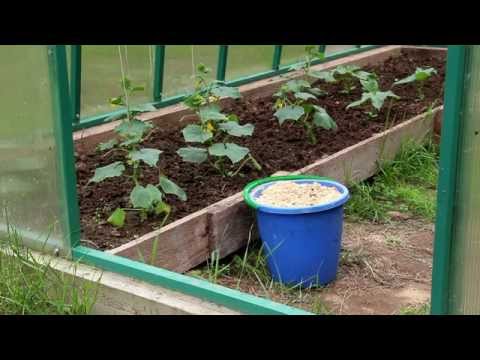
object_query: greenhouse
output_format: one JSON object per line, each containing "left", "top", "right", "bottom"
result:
{"left": 0, "top": 45, "right": 476, "bottom": 315}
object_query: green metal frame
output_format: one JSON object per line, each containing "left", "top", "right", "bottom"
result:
{"left": 48, "top": 45, "right": 82, "bottom": 253}
{"left": 72, "top": 246, "right": 310, "bottom": 315}
{"left": 431, "top": 45, "right": 466, "bottom": 315}
{"left": 216, "top": 45, "right": 229, "bottom": 82}
{"left": 153, "top": 45, "right": 165, "bottom": 102}
{"left": 48, "top": 44, "right": 451, "bottom": 315}
{"left": 70, "top": 45, "right": 82, "bottom": 125}
{"left": 72, "top": 45, "right": 385, "bottom": 131}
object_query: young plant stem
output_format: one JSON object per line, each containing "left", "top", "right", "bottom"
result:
{"left": 118, "top": 46, "right": 131, "bottom": 121}
{"left": 131, "top": 162, "right": 140, "bottom": 185}
{"left": 149, "top": 211, "right": 170, "bottom": 265}
{"left": 302, "top": 114, "right": 317, "bottom": 145}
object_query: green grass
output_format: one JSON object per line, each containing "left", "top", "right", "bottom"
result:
{"left": 398, "top": 303, "right": 430, "bottom": 315}
{"left": 345, "top": 139, "right": 439, "bottom": 222}
{"left": 0, "top": 227, "right": 98, "bottom": 315}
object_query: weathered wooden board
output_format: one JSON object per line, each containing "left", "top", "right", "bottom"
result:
{"left": 109, "top": 210, "right": 210, "bottom": 273}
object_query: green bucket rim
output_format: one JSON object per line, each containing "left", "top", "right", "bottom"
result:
{"left": 243, "top": 174, "right": 333, "bottom": 209}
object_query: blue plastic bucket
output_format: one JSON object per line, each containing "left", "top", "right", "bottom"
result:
{"left": 243, "top": 175, "right": 349, "bottom": 288}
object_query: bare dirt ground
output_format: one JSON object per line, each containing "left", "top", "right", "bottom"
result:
{"left": 207, "top": 217, "right": 434, "bottom": 315}
{"left": 312, "top": 219, "right": 433, "bottom": 314}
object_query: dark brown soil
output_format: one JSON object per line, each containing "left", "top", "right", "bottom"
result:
{"left": 75, "top": 49, "right": 446, "bottom": 250}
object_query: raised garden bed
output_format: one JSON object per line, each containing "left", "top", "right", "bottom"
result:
{"left": 74, "top": 45, "right": 446, "bottom": 273}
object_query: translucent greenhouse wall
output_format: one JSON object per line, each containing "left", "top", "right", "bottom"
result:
{"left": 81, "top": 45, "right": 155, "bottom": 117}
{"left": 448, "top": 45, "right": 480, "bottom": 314}
{"left": 76, "top": 45, "right": 363, "bottom": 123}
{"left": 0, "top": 46, "right": 71, "bottom": 255}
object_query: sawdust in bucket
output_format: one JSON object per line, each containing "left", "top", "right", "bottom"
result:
{"left": 256, "top": 181, "right": 342, "bottom": 208}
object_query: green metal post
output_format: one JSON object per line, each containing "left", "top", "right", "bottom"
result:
{"left": 272, "top": 45, "right": 283, "bottom": 70}
{"left": 70, "top": 45, "right": 81, "bottom": 124}
{"left": 48, "top": 45, "right": 81, "bottom": 252}
{"left": 431, "top": 45, "right": 467, "bottom": 315}
{"left": 153, "top": 45, "right": 165, "bottom": 102}
{"left": 216, "top": 45, "right": 229, "bottom": 82}
{"left": 319, "top": 45, "right": 326, "bottom": 54}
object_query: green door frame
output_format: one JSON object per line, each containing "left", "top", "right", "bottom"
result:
{"left": 52, "top": 44, "right": 454, "bottom": 315}
{"left": 50, "top": 45, "right": 311, "bottom": 315}
{"left": 431, "top": 45, "right": 467, "bottom": 314}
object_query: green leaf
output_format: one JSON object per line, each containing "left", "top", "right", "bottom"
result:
{"left": 183, "top": 93, "right": 205, "bottom": 109}
{"left": 294, "top": 92, "right": 317, "bottom": 101}
{"left": 309, "top": 70, "right": 337, "bottom": 83}
{"left": 109, "top": 96, "right": 124, "bottom": 106}
{"left": 346, "top": 93, "right": 371, "bottom": 109}
{"left": 129, "top": 148, "right": 162, "bottom": 167}
{"left": 274, "top": 105, "right": 305, "bottom": 125}
{"left": 121, "top": 78, "right": 132, "bottom": 90}
{"left": 97, "top": 138, "right": 118, "bottom": 151}
{"left": 393, "top": 73, "right": 417, "bottom": 86}
{"left": 115, "top": 119, "right": 152, "bottom": 140}
{"left": 198, "top": 104, "right": 228, "bottom": 122}
{"left": 208, "top": 143, "right": 249, "bottom": 164}
{"left": 394, "top": 67, "right": 437, "bottom": 86}
{"left": 182, "top": 124, "right": 213, "bottom": 143}
{"left": 108, "top": 208, "right": 126, "bottom": 228}
{"left": 146, "top": 184, "right": 163, "bottom": 203}
{"left": 130, "top": 184, "right": 160, "bottom": 210}
{"left": 227, "top": 114, "right": 239, "bottom": 122}
{"left": 177, "top": 147, "right": 208, "bottom": 164}
{"left": 131, "top": 86, "right": 145, "bottom": 92}
{"left": 154, "top": 201, "right": 171, "bottom": 215}
{"left": 218, "top": 122, "right": 254, "bottom": 137}
{"left": 370, "top": 91, "right": 400, "bottom": 111}
{"left": 313, "top": 106, "right": 337, "bottom": 130}
{"left": 89, "top": 162, "right": 125, "bottom": 183}
{"left": 282, "top": 79, "right": 311, "bottom": 93}
{"left": 197, "top": 63, "right": 211, "bottom": 74}
{"left": 159, "top": 176, "right": 187, "bottom": 201}
{"left": 307, "top": 87, "right": 327, "bottom": 96}
{"left": 415, "top": 67, "right": 437, "bottom": 81}
{"left": 334, "top": 64, "right": 361, "bottom": 75}
{"left": 211, "top": 86, "right": 241, "bottom": 99}
{"left": 353, "top": 70, "right": 377, "bottom": 81}
{"left": 360, "top": 78, "right": 379, "bottom": 93}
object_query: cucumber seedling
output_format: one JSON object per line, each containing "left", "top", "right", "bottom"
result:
{"left": 393, "top": 67, "right": 437, "bottom": 100}
{"left": 312, "top": 64, "right": 378, "bottom": 94}
{"left": 177, "top": 63, "right": 261, "bottom": 177}
{"left": 346, "top": 76, "right": 400, "bottom": 118}
{"left": 90, "top": 77, "right": 187, "bottom": 228}
{"left": 273, "top": 46, "right": 336, "bottom": 145}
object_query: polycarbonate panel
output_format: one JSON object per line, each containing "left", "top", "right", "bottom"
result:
{"left": 326, "top": 45, "right": 356, "bottom": 55}
{"left": 0, "top": 46, "right": 68, "bottom": 253}
{"left": 281, "top": 45, "right": 308, "bottom": 65}
{"left": 81, "top": 45, "right": 154, "bottom": 117}
{"left": 162, "top": 45, "right": 218, "bottom": 98}
{"left": 281, "top": 45, "right": 357, "bottom": 66}
{"left": 449, "top": 45, "right": 480, "bottom": 314}
{"left": 226, "top": 45, "right": 274, "bottom": 81}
